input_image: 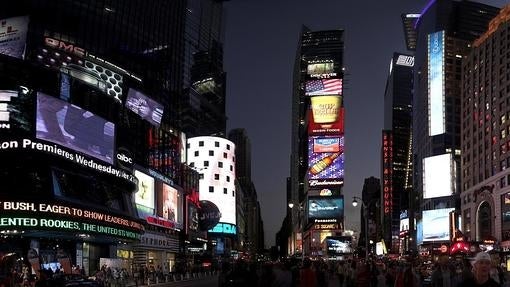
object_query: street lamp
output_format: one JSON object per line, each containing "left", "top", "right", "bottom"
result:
{"left": 352, "top": 196, "right": 369, "bottom": 259}
{"left": 288, "top": 202, "right": 294, "bottom": 209}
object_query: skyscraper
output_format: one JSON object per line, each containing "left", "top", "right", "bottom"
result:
{"left": 289, "top": 27, "right": 345, "bottom": 256}
{"left": 381, "top": 53, "right": 414, "bottom": 253}
{"left": 412, "top": 0, "right": 499, "bottom": 249}
{"left": 461, "top": 4, "right": 510, "bottom": 243}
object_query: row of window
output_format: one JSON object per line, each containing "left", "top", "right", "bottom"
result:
{"left": 192, "top": 150, "right": 233, "bottom": 160}
{"left": 188, "top": 140, "right": 232, "bottom": 150}
{"left": 208, "top": 186, "right": 235, "bottom": 197}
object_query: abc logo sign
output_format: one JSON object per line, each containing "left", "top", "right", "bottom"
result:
{"left": 117, "top": 153, "right": 133, "bottom": 164}
{"left": 116, "top": 148, "right": 133, "bottom": 171}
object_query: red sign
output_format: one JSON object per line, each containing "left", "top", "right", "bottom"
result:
{"left": 382, "top": 131, "right": 393, "bottom": 215}
{"left": 146, "top": 216, "right": 176, "bottom": 229}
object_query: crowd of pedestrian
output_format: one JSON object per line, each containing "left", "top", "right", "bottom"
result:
{"left": 217, "top": 251, "right": 509, "bottom": 287}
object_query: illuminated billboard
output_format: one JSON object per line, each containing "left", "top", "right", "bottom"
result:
{"left": 308, "top": 136, "right": 344, "bottom": 182}
{"left": 36, "top": 92, "right": 115, "bottom": 164}
{"left": 308, "top": 96, "right": 344, "bottom": 135}
{"left": 423, "top": 153, "right": 455, "bottom": 199}
{"left": 307, "top": 62, "right": 337, "bottom": 79}
{"left": 428, "top": 30, "right": 445, "bottom": 136}
{"left": 187, "top": 137, "right": 236, "bottom": 225}
{"left": 423, "top": 208, "right": 454, "bottom": 242}
{"left": 125, "top": 88, "right": 164, "bottom": 127}
{"left": 382, "top": 131, "right": 393, "bottom": 215}
{"left": 209, "top": 222, "right": 237, "bottom": 235}
{"left": 305, "top": 79, "right": 342, "bottom": 96}
{"left": 325, "top": 236, "right": 352, "bottom": 255}
{"left": 308, "top": 196, "right": 344, "bottom": 222}
{"left": 161, "top": 183, "right": 179, "bottom": 223}
{"left": 0, "top": 16, "right": 29, "bottom": 59}
{"left": 134, "top": 170, "right": 155, "bottom": 217}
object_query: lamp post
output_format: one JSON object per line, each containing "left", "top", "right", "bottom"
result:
{"left": 352, "top": 196, "right": 369, "bottom": 259}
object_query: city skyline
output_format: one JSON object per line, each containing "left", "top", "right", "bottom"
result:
{"left": 224, "top": 0, "right": 508, "bottom": 247}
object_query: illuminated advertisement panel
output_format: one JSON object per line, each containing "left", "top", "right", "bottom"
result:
{"left": 308, "top": 196, "right": 344, "bottom": 222}
{"left": 423, "top": 153, "right": 454, "bottom": 199}
{"left": 0, "top": 16, "right": 29, "bottom": 59}
{"left": 305, "top": 79, "right": 342, "bottom": 96}
{"left": 308, "top": 96, "right": 344, "bottom": 135}
{"left": 325, "top": 236, "right": 352, "bottom": 255}
{"left": 209, "top": 222, "right": 237, "bottom": 235}
{"left": 308, "top": 136, "right": 344, "bottom": 181}
{"left": 187, "top": 137, "right": 236, "bottom": 226}
{"left": 428, "top": 30, "right": 445, "bottom": 136}
{"left": 36, "top": 92, "right": 115, "bottom": 164}
{"left": 382, "top": 131, "right": 393, "bottom": 215}
{"left": 423, "top": 208, "right": 454, "bottom": 242}
{"left": 125, "top": 88, "right": 164, "bottom": 127}
{"left": 416, "top": 219, "right": 423, "bottom": 245}
{"left": 160, "top": 183, "right": 179, "bottom": 223}
{"left": 307, "top": 62, "right": 337, "bottom": 79}
{"left": 134, "top": 170, "right": 155, "bottom": 218}
{"left": 308, "top": 186, "right": 341, "bottom": 197}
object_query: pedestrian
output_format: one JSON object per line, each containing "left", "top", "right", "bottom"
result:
{"left": 456, "top": 252, "right": 500, "bottom": 287}
{"left": 431, "top": 254, "right": 456, "bottom": 287}
{"left": 299, "top": 258, "right": 316, "bottom": 287}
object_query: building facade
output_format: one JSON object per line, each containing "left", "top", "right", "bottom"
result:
{"left": 289, "top": 27, "right": 345, "bottom": 257}
{"left": 381, "top": 53, "right": 414, "bottom": 253}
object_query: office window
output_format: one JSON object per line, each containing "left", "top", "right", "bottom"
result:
{"left": 215, "top": 141, "right": 219, "bottom": 147}
{"left": 218, "top": 162, "right": 223, "bottom": 168}
{"left": 199, "top": 141, "right": 204, "bottom": 147}
{"left": 215, "top": 174, "right": 220, "bottom": 180}
{"left": 223, "top": 188, "right": 227, "bottom": 194}
{"left": 194, "top": 151, "right": 199, "bottom": 157}
{"left": 223, "top": 152, "right": 227, "bottom": 159}
{"left": 209, "top": 186, "right": 214, "bottom": 193}
{"left": 204, "top": 161, "right": 209, "bottom": 167}
{"left": 209, "top": 150, "right": 214, "bottom": 156}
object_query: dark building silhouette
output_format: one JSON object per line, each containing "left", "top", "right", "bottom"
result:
{"left": 381, "top": 53, "right": 414, "bottom": 253}
{"left": 359, "top": 177, "right": 381, "bottom": 256}
{"left": 402, "top": 13, "right": 420, "bottom": 51}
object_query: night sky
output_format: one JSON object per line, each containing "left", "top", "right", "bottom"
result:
{"left": 223, "top": 0, "right": 507, "bottom": 247}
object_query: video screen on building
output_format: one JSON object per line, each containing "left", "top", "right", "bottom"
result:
{"left": 422, "top": 208, "right": 454, "bottom": 242}
{"left": 134, "top": 170, "right": 155, "bottom": 217}
{"left": 307, "top": 62, "right": 336, "bottom": 78}
{"left": 36, "top": 92, "right": 115, "bottom": 164}
{"left": 308, "top": 136, "right": 344, "bottom": 181}
{"left": 160, "top": 183, "right": 179, "bottom": 223}
{"left": 308, "top": 96, "right": 344, "bottom": 135}
{"left": 125, "top": 88, "right": 164, "bottom": 127}
{"left": 423, "top": 153, "right": 454, "bottom": 199}
{"left": 0, "top": 16, "right": 29, "bottom": 59}
{"left": 305, "top": 79, "right": 342, "bottom": 96}
{"left": 428, "top": 30, "right": 445, "bottom": 136}
{"left": 308, "top": 196, "right": 343, "bottom": 221}
{"left": 325, "top": 236, "right": 352, "bottom": 255}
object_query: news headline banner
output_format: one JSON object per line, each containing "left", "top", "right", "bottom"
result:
{"left": 0, "top": 139, "right": 136, "bottom": 184}
{"left": 0, "top": 217, "right": 140, "bottom": 240}
{"left": 0, "top": 201, "right": 144, "bottom": 232}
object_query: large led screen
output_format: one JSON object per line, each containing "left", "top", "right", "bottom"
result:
{"left": 305, "top": 79, "right": 342, "bottom": 96}
{"left": 134, "top": 170, "right": 155, "bottom": 217}
{"left": 36, "top": 92, "right": 115, "bottom": 164}
{"left": 161, "top": 183, "right": 179, "bottom": 223}
{"left": 308, "top": 96, "right": 344, "bottom": 135}
{"left": 428, "top": 30, "right": 445, "bottom": 136}
{"left": 423, "top": 153, "right": 454, "bottom": 199}
{"left": 325, "top": 236, "right": 352, "bottom": 255}
{"left": 0, "top": 16, "right": 29, "bottom": 59}
{"left": 307, "top": 63, "right": 336, "bottom": 78}
{"left": 125, "top": 88, "right": 164, "bottom": 127}
{"left": 308, "top": 136, "right": 344, "bottom": 181}
{"left": 422, "top": 208, "right": 454, "bottom": 242}
{"left": 308, "top": 196, "right": 344, "bottom": 221}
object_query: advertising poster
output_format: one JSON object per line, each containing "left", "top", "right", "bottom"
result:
{"left": 423, "top": 153, "right": 454, "bottom": 199}
{"left": 161, "top": 183, "right": 178, "bottom": 223}
{"left": 325, "top": 236, "right": 352, "bottom": 255}
{"left": 422, "top": 208, "right": 454, "bottom": 242}
{"left": 308, "top": 136, "right": 344, "bottom": 181}
{"left": 134, "top": 170, "right": 155, "bottom": 217}
{"left": 428, "top": 30, "right": 445, "bottom": 136}
{"left": 0, "top": 16, "right": 29, "bottom": 59}
{"left": 308, "top": 96, "right": 344, "bottom": 135}
{"left": 36, "top": 92, "right": 115, "bottom": 164}
{"left": 125, "top": 88, "right": 164, "bottom": 127}
{"left": 307, "top": 62, "right": 337, "bottom": 79}
{"left": 308, "top": 196, "right": 344, "bottom": 221}
{"left": 305, "top": 79, "right": 342, "bottom": 96}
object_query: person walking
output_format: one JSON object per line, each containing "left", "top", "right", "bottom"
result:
{"left": 457, "top": 252, "right": 500, "bottom": 287}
